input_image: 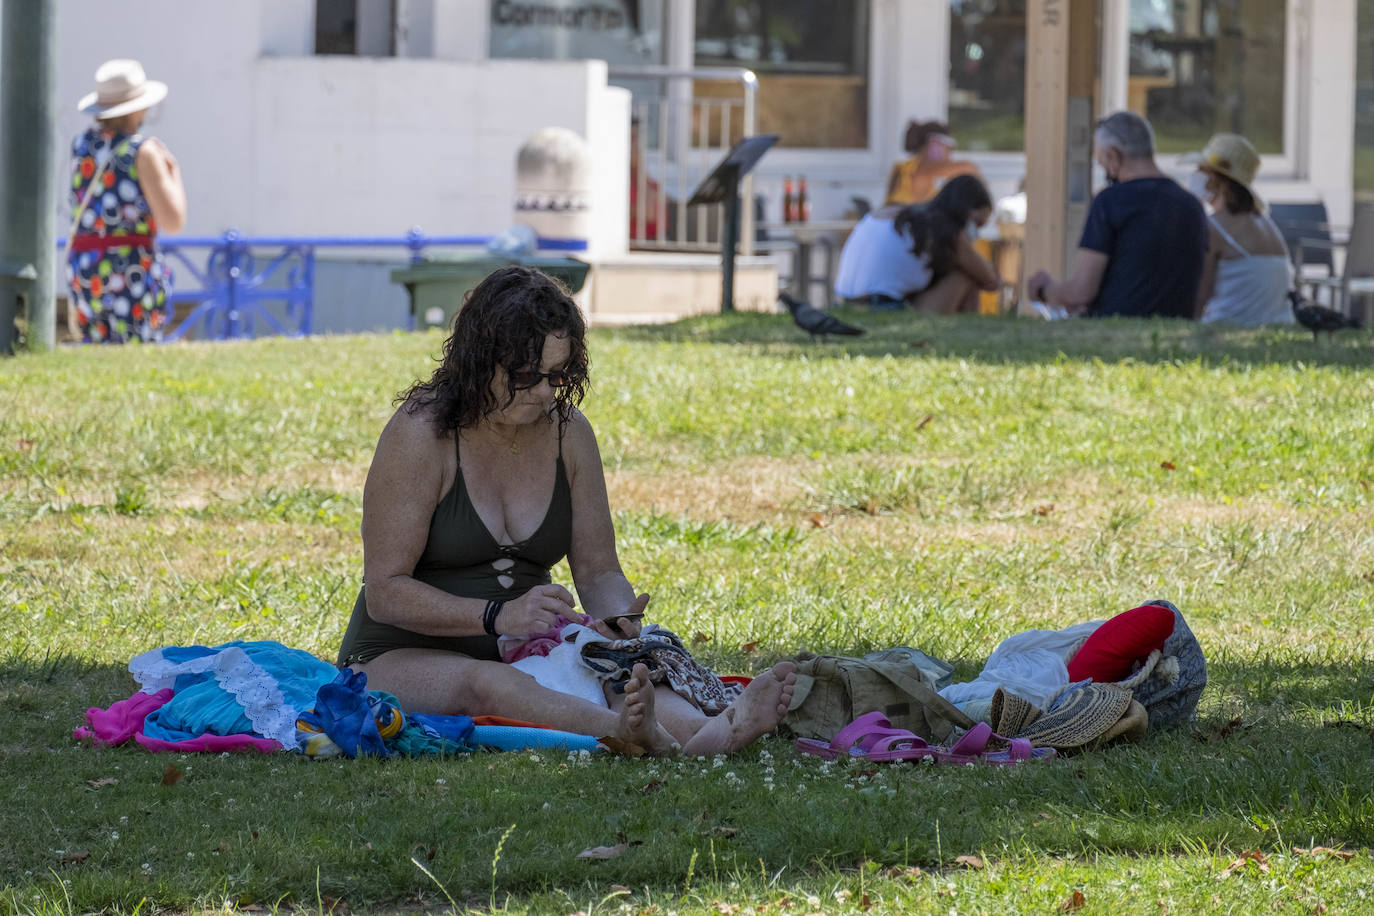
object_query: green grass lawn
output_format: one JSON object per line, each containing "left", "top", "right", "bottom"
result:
{"left": 2, "top": 312, "right": 1373, "bottom": 914}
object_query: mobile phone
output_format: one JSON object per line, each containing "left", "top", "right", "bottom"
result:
{"left": 604, "top": 612, "right": 645, "bottom": 633}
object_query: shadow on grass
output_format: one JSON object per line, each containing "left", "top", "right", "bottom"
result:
{"left": 609, "top": 310, "right": 1374, "bottom": 369}
{"left": 3, "top": 650, "right": 1373, "bottom": 906}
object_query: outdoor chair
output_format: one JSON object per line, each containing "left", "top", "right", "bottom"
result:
{"left": 1296, "top": 200, "right": 1374, "bottom": 325}
{"left": 1269, "top": 201, "right": 1336, "bottom": 296}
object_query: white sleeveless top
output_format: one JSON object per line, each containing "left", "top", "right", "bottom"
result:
{"left": 1199, "top": 214, "right": 1294, "bottom": 326}
{"left": 834, "top": 212, "right": 933, "bottom": 301}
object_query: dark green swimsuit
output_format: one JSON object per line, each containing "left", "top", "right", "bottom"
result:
{"left": 337, "top": 428, "right": 573, "bottom": 666}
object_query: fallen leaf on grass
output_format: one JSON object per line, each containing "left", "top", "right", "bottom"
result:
{"left": 916, "top": 414, "right": 933, "bottom": 430}
{"left": 860, "top": 892, "right": 872, "bottom": 910}
{"left": 740, "top": 641, "right": 759, "bottom": 654}
{"left": 954, "top": 855, "right": 983, "bottom": 869}
{"left": 577, "top": 843, "right": 629, "bottom": 860}
{"left": 1060, "top": 890, "right": 1086, "bottom": 911}
{"left": 886, "top": 865, "right": 922, "bottom": 881}
{"left": 641, "top": 778, "right": 664, "bottom": 794}
{"left": 86, "top": 777, "right": 119, "bottom": 789}
{"left": 1160, "top": 460, "right": 1177, "bottom": 470}
{"left": 1219, "top": 850, "right": 1269, "bottom": 878}
{"left": 1195, "top": 715, "right": 1249, "bottom": 743}
{"left": 60, "top": 850, "right": 90, "bottom": 865}
{"left": 16, "top": 439, "right": 33, "bottom": 452}
{"left": 806, "top": 513, "right": 828, "bottom": 528}
{"left": 160, "top": 763, "right": 184, "bottom": 786}
{"left": 712, "top": 826, "right": 739, "bottom": 838}
{"left": 1293, "top": 846, "right": 1357, "bottom": 861}
{"left": 1032, "top": 503, "right": 1055, "bottom": 516}
{"left": 693, "top": 632, "right": 712, "bottom": 644}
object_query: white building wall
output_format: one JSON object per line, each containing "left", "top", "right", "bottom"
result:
{"left": 52, "top": 1, "right": 628, "bottom": 256}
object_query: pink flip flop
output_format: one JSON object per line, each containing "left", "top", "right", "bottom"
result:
{"left": 794, "top": 711, "right": 939, "bottom": 762}
{"left": 933, "top": 721, "right": 1057, "bottom": 765}
{"left": 796, "top": 713, "right": 1056, "bottom": 765}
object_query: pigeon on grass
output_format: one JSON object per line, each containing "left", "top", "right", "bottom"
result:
{"left": 779, "top": 292, "right": 865, "bottom": 341}
{"left": 1289, "top": 290, "right": 1362, "bottom": 342}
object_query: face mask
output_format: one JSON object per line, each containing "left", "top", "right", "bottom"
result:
{"left": 965, "top": 221, "right": 980, "bottom": 241}
{"left": 1186, "top": 170, "right": 1210, "bottom": 201}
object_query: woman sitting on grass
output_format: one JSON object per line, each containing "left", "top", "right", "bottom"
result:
{"left": 835, "top": 174, "right": 1000, "bottom": 314}
{"left": 336, "top": 266, "right": 794, "bottom": 756}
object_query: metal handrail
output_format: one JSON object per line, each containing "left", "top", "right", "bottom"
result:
{"left": 608, "top": 65, "right": 759, "bottom": 255}
{"left": 57, "top": 228, "right": 588, "bottom": 342}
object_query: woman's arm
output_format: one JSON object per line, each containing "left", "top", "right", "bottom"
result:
{"left": 562, "top": 410, "right": 646, "bottom": 637}
{"left": 136, "top": 137, "right": 187, "bottom": 234}
{"left": 361, "top": 410, "right": 571, "bottom": 637}
{"left": 1194, "top": 224, "right": 1221, "bottom": 318}
{"left": 952, "top": 232, "right": 1002, "bottom": 292}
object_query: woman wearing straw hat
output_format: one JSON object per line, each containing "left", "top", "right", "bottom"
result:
{"left": 66, "top": 59, "right": 186, "bottom": 343}
{"left": 1193, "top": 133, "right": 1294, "bottom": 326}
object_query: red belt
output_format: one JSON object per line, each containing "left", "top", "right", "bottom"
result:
{"left": 69, "top": 234, "right": 155, "bottom": 252}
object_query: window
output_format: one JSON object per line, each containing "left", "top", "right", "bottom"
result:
{"left": 1357, "top": 0, "right": 1374, "bottom": 194}
{"left": 693, "top": 0, "right": 870, "bottom": 149}
{"left": 490, "top": 0, "right": 665, "bottom": 66}
{"left": 948, "top": 0, "right": 1027, "bottom": 152}
{"left": 1129, "top": 0, "right": 1285, "bottom": 154}
{"left": 315, "top": 0, "right": 395, "bottom": 56}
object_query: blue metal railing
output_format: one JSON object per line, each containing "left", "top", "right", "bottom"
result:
{"left": 60, "top": 228, "right": 588, "bottom": 342}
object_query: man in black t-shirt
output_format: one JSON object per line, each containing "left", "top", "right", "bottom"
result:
{"left": 1028, "top": 111, "right": 1208, "bottom": 319}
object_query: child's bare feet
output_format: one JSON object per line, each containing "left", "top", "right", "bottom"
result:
{"left": 613, "top": 662, "right": 680, "bottom": 757}
{"left": 680, "top": 661, "right": 797, "bottom": 756}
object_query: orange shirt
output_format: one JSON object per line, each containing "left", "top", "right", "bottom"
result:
{"left": 883, "top": 156, "right": 982, "bottom": 206}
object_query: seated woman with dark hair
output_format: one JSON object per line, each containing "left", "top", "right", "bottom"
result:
{"left": 835, "top": 174, "right": 1000, "bottom": 314}
{"left": 336, "top": 266, "right": 795, "bottom": 757}
{"left": 1193, "top": 133, "right": 1294, "bottom": 326}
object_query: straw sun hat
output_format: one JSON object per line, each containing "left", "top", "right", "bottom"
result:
{"left": 1196, "top": 133, "right": 1262, "bottom": 204}
{"left": 989, "top": 683, "right": 1147, "bottom": 752}
{"left": 77, "top": 59, "right": 168, "bottom": 119}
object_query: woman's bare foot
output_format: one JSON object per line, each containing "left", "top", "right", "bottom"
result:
{"left": 611, "top": 663, "right": 680, "bottom": 757}
{"left": 680, "top": 661, "right": 797, "bottom": 756}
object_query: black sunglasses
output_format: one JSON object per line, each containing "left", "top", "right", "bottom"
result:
{"left": 508, "top": 368, "right": 580, "bottom": 390}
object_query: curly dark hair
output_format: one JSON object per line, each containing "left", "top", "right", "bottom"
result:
{"left": 893, "top": 174, "right": 992, "bottom": 280}
{"left": 397, "top": 265, "right": 588, "bottom": 434}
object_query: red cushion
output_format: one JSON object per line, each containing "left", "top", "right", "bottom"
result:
{"left": 1067, "top": 604, "right": 1176, "bottom": 683}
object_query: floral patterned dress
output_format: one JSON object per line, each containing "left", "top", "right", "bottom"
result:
{"left": 66, "top": 127, "right": 172, "bottom": 343}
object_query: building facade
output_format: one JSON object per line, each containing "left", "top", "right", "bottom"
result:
{"left": 10, "top": 0, "right": 1362, "bottom": 326}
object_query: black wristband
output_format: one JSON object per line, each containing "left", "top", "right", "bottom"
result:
{"left": 482, "top": 599, "right": 505, "bottom": 636}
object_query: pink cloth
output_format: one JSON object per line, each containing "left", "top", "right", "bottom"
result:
{"left": 502, "top": 612, "right": 594, "bottom": 663}
{"left": 74, "top": 688, "right": 281, "bottom": 754}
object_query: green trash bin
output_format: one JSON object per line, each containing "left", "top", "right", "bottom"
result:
{"left": 390, "top": 253, "right": 590, "bottom": 331}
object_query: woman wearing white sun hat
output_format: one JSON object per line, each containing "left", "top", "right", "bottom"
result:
{"left": 66, "top": 59, "right": 186, "bottom": 343}
{"left": 1192, "top": 133, "right": 1294, "bottom": 326}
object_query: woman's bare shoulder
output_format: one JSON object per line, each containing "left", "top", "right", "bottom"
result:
{"left": 379, "top": 402, "right": 450, "bottom": 455}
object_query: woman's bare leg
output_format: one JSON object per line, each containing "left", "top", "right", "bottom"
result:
{"left": 910, "top": 271, "right": 976, "bottom": 315}
{"left": 679, "top": 661, "right": 796, "bottom": 755}
{"left": 353, "top": 650, "right": 678, "bottom": 756}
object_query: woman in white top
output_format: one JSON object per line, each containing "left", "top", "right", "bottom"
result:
{"left": 834, "top": 174, "right": 999, "bottom": 313}
{"left": 1193, "top": 133, "right": 1293, "bottom": 326}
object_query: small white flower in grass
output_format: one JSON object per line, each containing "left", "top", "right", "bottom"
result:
{"left": 806, "top": 896, "right": 821, "bottom": 907}
{"left": 220, "top": 752, "right": 230, "bottom": 758}
{"left": 713, "top": 755, "right": 725, "bottom": 767}
{"left": 529, "top": 754, "right": 542, "bottom": 762}
{"left": 111, "top": 832, "right": 119, "bottom": 841}
{"left": 834, "top": 889, "right": 851, "bottom": 903}
{"left": 226, "top": 799, "right": 234, "bottom": 805}
{"left": 844, "top": 386, "right": 855, "bottom": 397}
{"left": 119, "top": 816, "right": 128, "bottom": 824}
{"left": 542, "top": 802, "right": 552, "bottom": 810}
{"left": 436, "top": 778, "right": 446, "bottom": 784}
{"left": 186, "top": 852, "right": 194, "bottom": 859}
{"left": 141, "top": 863, "right": 151, "bottom": 873}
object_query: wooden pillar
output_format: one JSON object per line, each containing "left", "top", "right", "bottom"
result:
{"left": 1022, "top": 0, "right": 1099, "bottom": 311}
